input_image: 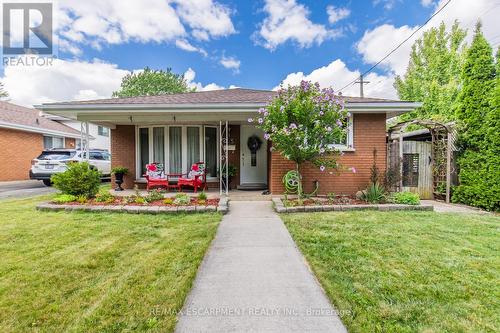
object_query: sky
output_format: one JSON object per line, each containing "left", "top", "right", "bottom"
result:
{"left": 1, "top": 0, "right": 500, "bottom": 107}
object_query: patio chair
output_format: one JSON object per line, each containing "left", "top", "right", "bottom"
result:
{"left": 177, "top": 162, "right": 207, "bottom": 193}
{"left": 144, "top": 163, "right": 170, "bottom": 191}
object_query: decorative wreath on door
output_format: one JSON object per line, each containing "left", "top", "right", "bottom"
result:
{"left": 247, "top": 135, "right": 263, "bottom": 167}
{"left": 247, "top": 135, "right": 263, "bottom": 153}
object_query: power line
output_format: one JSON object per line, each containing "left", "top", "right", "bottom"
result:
{"left": 339, "top": 0, "right": 453, "bottom": 94}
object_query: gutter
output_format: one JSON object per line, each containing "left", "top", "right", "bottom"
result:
{"left": 0, "top": 120, "right": 92, "bottom": 139}
{"left": 36, "top": 101, "right": 422, "bottom": 112}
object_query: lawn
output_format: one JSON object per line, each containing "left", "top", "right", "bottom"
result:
{"left": 282, "top": 211, "right": 500, "bottom": 333}
{"left": 0, "top": 195, "right": 221, "bottom": 333}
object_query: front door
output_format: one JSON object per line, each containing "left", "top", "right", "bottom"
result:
{"left": 240, "top": 125, "right": 267, "bottom": 185}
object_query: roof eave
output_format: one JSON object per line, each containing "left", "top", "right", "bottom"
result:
{"left": 0, "top": 120, "right": 91, "bottom": 139}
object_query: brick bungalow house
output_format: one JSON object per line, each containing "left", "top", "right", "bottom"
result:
{"left": 0, "top": 101, "right": 82, "bottom": 181}
{"left": 38, "top": 89, "right": 420, "bottom": 195}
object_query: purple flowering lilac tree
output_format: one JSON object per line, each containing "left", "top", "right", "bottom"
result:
{"left": 249, "top": 80, "right": 351, "bottom": 198}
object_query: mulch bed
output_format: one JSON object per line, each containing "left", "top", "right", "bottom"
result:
{"left": 60, "top": 198, "right": 220, "bottom": 207}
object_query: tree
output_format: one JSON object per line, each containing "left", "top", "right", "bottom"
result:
{"left": 112, "top": 67, "right": 193, "bottom": 97}
{"left": 0, "top": 81, "right": 9, "bottom": 99}
{"left": 394, "top": 22, "right": 466, "bottom": 123}
{"left": 452, "top": 24, "right": 499, "bottom": 211}
{"left": 454, "top": 22, "right": 495, "bottom": 149}
{"left": 250, "top": 81, "right": 352, "bottom": 199}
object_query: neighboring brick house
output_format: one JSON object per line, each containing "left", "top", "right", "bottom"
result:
{"left": 39, "top": 89, "right": 420, "bottom": 195}
{"left": 0, "top": 101, "right": 82, "bottom": 181}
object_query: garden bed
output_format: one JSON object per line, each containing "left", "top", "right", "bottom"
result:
{"left": 37, "top": 196, "right": 228, "bottom": 214}
{"left": 273, "top": 197, "right": 433, "bottom": 213}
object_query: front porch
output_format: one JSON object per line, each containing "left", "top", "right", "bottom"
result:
{"left": 108, "top": 121, "right": 269, "bottom": 194}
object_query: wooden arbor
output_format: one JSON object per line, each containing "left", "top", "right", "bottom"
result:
{"left": 388, "top": 120, "right": 454, "bottom": 203}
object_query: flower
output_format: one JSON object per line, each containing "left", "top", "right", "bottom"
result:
{"left": 264, "top": 133, "right": 270, "bottom": 140}
{"left": 349, "top": 167, "right": 357, "bottom": 173}
{"left": 258, "top": 107, "right": 265, "bottom": 114}
{"left": 319, "top": 165, "right": 326, "bottom": 172}
{"left": 289, "top": 123, "right": 297, "bottom": 129}
{"left": 280, "top": 105, "right": 285, "bottom": 112}
{"left": 326, "top": 126, "right": 332, "bottom": 132}
{"left": 248, "top": 118, "right": 253, "bottom": 123}
{"left": 258, "top": 118, "right": 264, "bottom": 124}
{"left": 264, "top": 111, "right": 269, "bottom": 117}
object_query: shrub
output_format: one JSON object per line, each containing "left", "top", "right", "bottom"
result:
{"left": 163, "top": 198, "right": 174, "bottom": 205}
{"left": 174, "top": 193, "right": 191, "bottom": 205}
{"left": 134, "top": 196, "right": 146, "bottom": 204}
{"left": 145, "top": 189, "right": 164, "bottom": 203}
{"left": 76, "top": 195, "right": 88, "bottom": 204}
{"left": 94, "top": 190, "right": 115, "bottom": 203}
{"left": 362, "top": 183, "right": 386, "bottom": 203}
{"left": 51, "top": 162, "right": 101, "bottom": 198}
{"left": 53, "top": 194, "right": 77, "bottom": 204}
{"left": 111, "top": 166, "right": 129, "bottom": 175}
{"left": 393, "top": 191, "right": 420, "bottom": 205}
{"left": 197, "top": 191, "right": 207, "bottom": 201}
{"left": 197, "top": 199, "right": 206, "bottom": 205}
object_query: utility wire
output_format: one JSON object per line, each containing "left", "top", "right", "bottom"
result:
{"left": 339, "top": 0, "right": 453, "bottom": 94}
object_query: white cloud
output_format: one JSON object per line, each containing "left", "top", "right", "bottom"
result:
{"left": 174, "top": 0, "right": 235, "bottom": 40}
{"left": 275, "top": 59, "right": 397, "bottom": 99}
{"left": 219, "top": 55, "right": 241, "bottom": 72}
{"left": 2, "top": 58, "right": 129, "bottom": 106}
{"left": 357, "top": 24, "right": 418, "bottom": 76}
{"left": 357, "top": 0, "right": 500, "bottom": 78}
{"left": 373, "top": 0, "right": 400, "bottom": 10}
{"left": 54, "top": 0, "right": 235, "bottom": 54}
{"left": 256, "top": 0, "right": 340, "bottom": 50}
{"left": 326, "top": 5, "right": 351, "bottom": 24}
{"left": 184, "top": 68, "right": 225, "bottom": 91}
{"left": 175, "top": 39, "right": 208, "bottom": 56}
{"left": 421, "top": 0, "right": 434, "bottom": 7}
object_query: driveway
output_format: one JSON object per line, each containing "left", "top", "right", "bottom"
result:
{"left": 0, "top": 180, "right": 56, "bottom": 200}
{"left": 175, "top": 201, "right": 347, "bottom": 333}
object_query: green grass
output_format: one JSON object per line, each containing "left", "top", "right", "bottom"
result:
{"left": 282, "top": 211, "right": 500, "bottom": 333}
{"left": 0, "top": 195, "right": 221, "bottom": 333}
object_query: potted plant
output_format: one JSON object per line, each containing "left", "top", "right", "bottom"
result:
{"left": 111, "top": 166, "right": 129, "bottom": 191}
{"left": 218, "top": 165, "right": 238, "bottom": 189}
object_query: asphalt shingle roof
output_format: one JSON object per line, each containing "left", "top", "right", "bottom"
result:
{"left": 0, "top": 101, "right": 80, "bottom": 135}
{"left": 44, "top": 88, "right": 400, "bottom": 106}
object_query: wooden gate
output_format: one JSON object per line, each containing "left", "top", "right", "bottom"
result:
{"left": 401, "top": 141, "right": 433, "bottom": 199}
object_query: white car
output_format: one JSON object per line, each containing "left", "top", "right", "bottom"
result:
{"left": 30, "top": 149, "right": 111, "bottom": 186}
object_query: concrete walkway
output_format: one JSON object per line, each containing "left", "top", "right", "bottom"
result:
{"left": 176, "top": 201, "right": 347, "bottom": 333}
{"left": 421, "top": 200, "right": 490, "bottom": 214}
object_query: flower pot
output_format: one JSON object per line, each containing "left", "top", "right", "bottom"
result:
{"left": 114, "top": 173, "right": 125, "bottom": 191}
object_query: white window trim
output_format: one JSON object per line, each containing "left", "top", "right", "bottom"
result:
{"left": 135, "top": 125, "right": 217, "bottom": 180}
{"left": 328, "top": 115, "right": 355, "bottom": 152}
{"left": 43, "top": 135, "right": 65, "bottom": 149}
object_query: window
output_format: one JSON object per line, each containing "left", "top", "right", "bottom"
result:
{"left": 97, "top": 126, "right": 109, "bottom": 137}
{"left": 169, "top": 127, "right": 182, "bottom": 174}
{"left": 137, "top": 125, "right": 212, "bottom": 179}
{"left": 187, "top": 127, "right": 200, "bottom": 168}
{"left": 43, "top": 136, "right": 64, "bottom": 149}
{"left": 139, "top": 128, "right": 149, "bottom": 176}
{"left": 328, "top": 114, "right": 354, "bottom": 150}
{"left": 89, "top": 152, "right": 104, "bottom": 160}
{"left": 403, "top": 153, "right": 419, "bottom": 187}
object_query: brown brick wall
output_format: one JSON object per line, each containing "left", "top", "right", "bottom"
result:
{"left": 269, "top": 113, "right": 387, "bottom": 195}
{"left": 0, "top": 128, "right": 43, "bottom": 181}
{"left": 111, "top": 125, "right": 136, "bottom": 189}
